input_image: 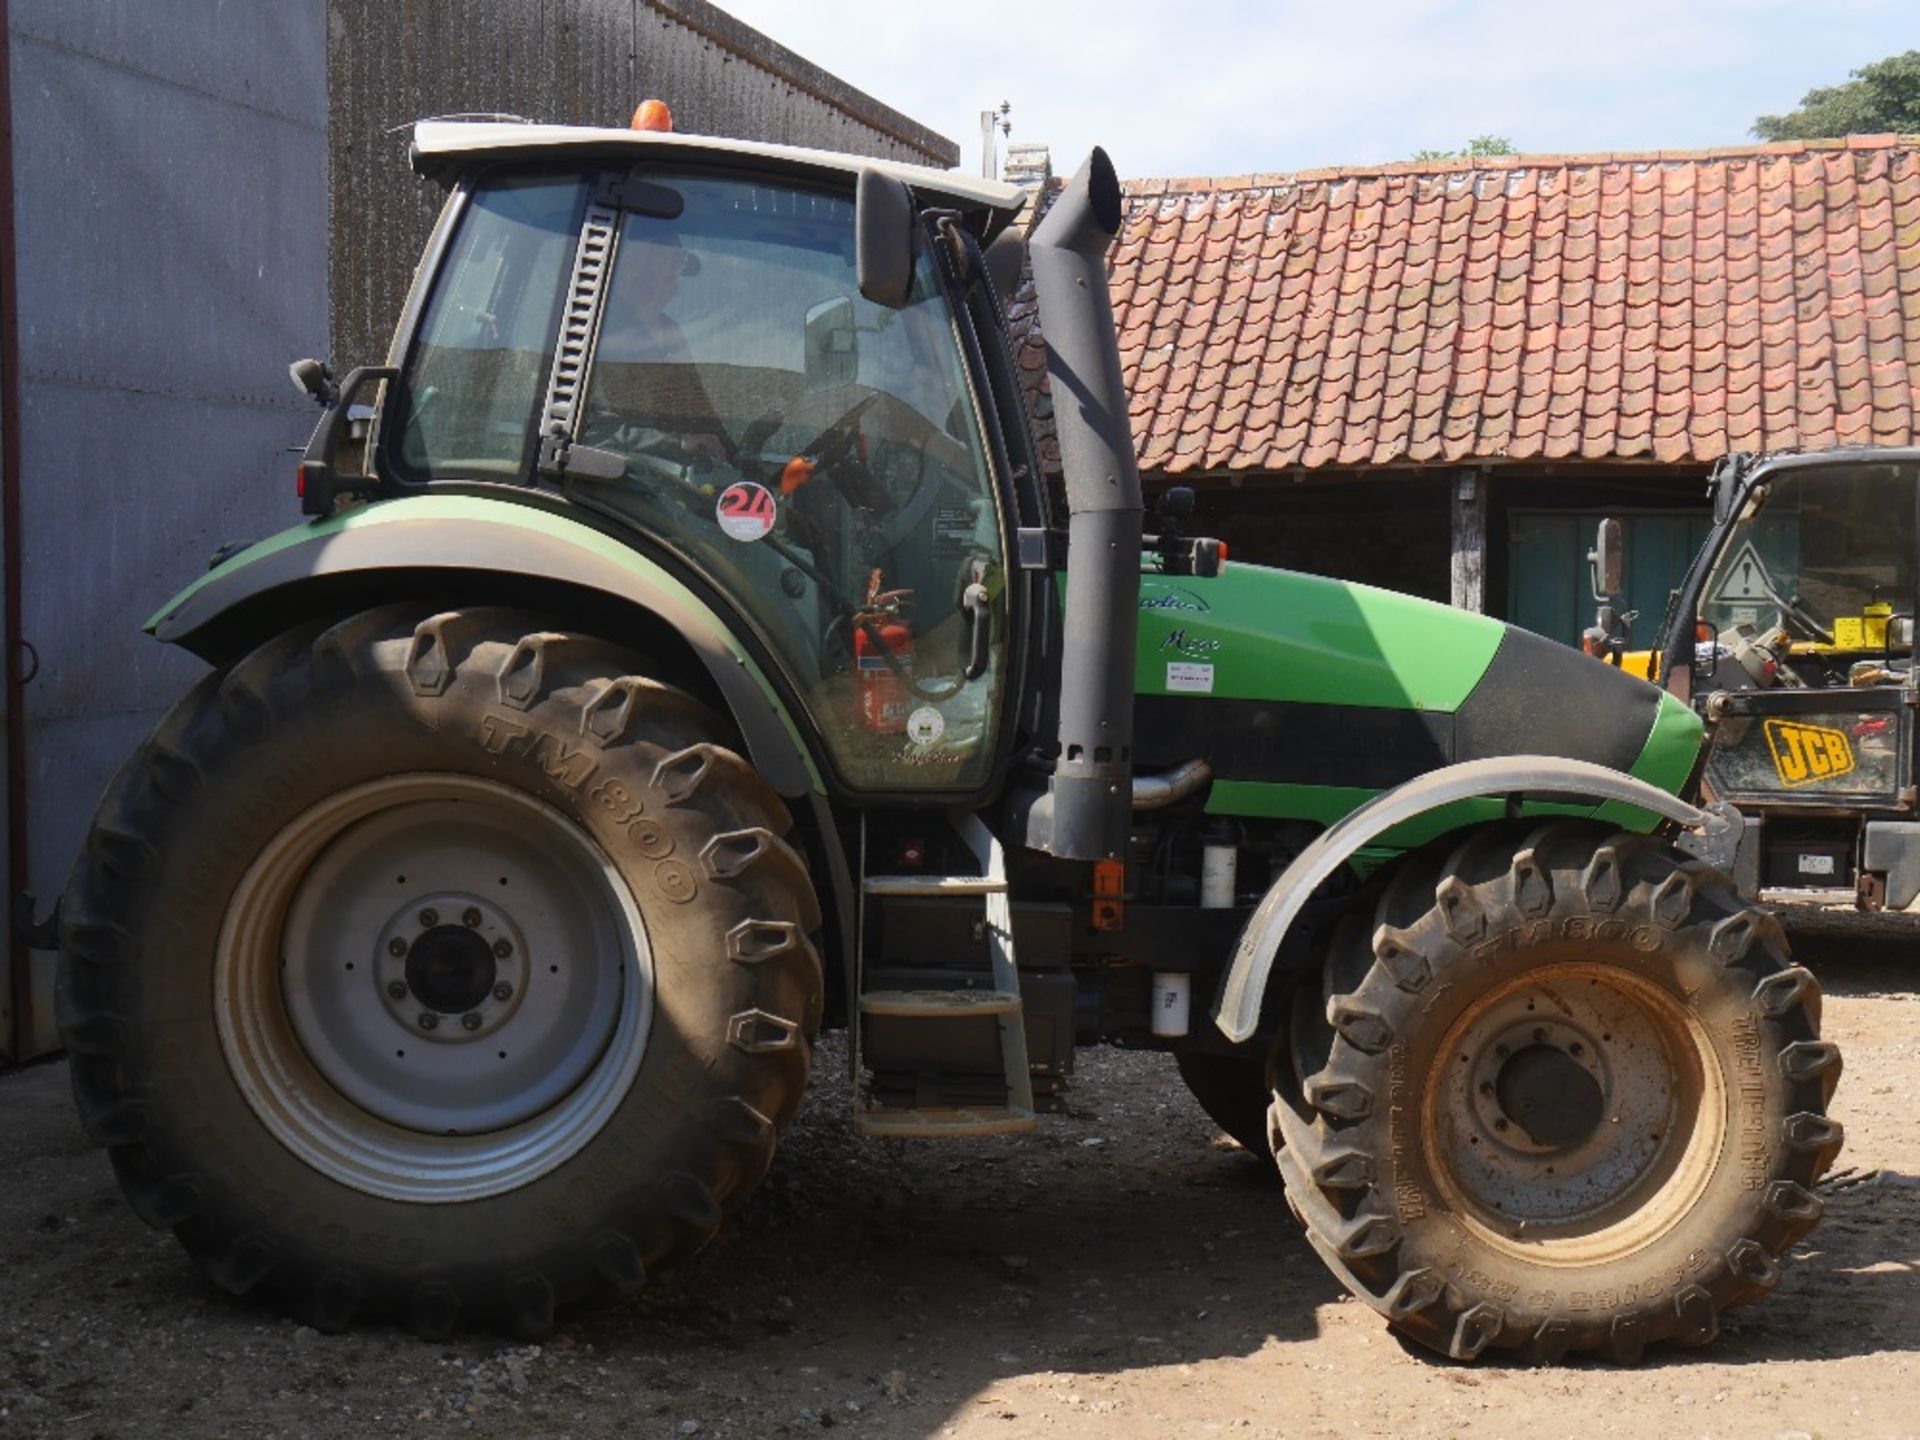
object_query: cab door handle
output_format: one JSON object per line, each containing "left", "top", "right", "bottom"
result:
{"left": 962, "top": 583, "right": 992, "bottom": 680}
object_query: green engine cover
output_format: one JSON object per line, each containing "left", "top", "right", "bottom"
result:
{"left": 1132, "top": 563, "right": 1702, "bottom": 844}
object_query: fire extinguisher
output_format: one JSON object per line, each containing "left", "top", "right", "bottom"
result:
{"left": 854, "top": 569, "right": 914, "bottom": 734}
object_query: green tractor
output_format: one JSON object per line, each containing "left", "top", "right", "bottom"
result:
{"left": 57, "top": 114, "right": 1841, "bottom": 1363}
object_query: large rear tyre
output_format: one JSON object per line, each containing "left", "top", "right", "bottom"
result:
{"left": 1174, "top": 1050, "right": 1275, "bottom": 1160}
{"left": 1273, "top": 821, "right": 1843, "bottom": 1363}
{"left": 57, "top": 605, "right": 823, "bottom": 1336}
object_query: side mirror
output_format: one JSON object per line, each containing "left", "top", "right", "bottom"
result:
{"left": 856, "top": 167, "right": 916, "bottom": 309}
{"left": 803, "top": 296, "right": 858, "bottom": 390}
{"left": 289, "top": 356, "right": 337, "bottom": 408}
{"left": 1589, "top": 517, "right": 1623, "bottom": 600}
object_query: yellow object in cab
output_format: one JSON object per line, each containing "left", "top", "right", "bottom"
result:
{"left": 1831, "top": 601, "right": 1892, "bottom": 651}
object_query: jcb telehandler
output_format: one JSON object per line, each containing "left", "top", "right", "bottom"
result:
{"left": 55, "top": 110, "right": 1841, "bottom": 1364}
{"left": 1595, "top": 447, "right": 1920, "bottom": 908}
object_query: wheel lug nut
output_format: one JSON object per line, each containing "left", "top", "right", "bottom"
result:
{"left": 493, "top": 939, "right": 513, "bottom": 959}
{"left": 1477, "top": 1081, "right": 1493, "bottom": 1096}
{"left": 418, "top": 1012, "right": 439, "bottom": 1030}
{"left": 387, "top": 937, "right": 408, "bottom": 958}
{"left": 461, "top": 1012, "right": 483, "bottom": 1031}
{"left": 1569, "top": 1041, "right": 1584, "bottom": 1057}
{"left": 493, "top": 982, "right": 513, "bottom": 1001}
{"left": 419, "top": 908, "right": 439, "bottom": 928}
{"left": 387, "top": 981, "right": 408, "bottom": 1000}
{"left": 463, "top": 907, "right": 483, "bottom": 928}
{"left": 1494, "top": 1043, "right": 1509, "bottom": 1059}
{"left": 1533, "top": 1027, "right": 1547, "bottom": 1043}
{"left": 1494, "top": 1118, "right": 1509, "bottom": 1132}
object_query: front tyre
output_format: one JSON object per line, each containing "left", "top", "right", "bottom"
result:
{"left": 57, "top": 606, "right": 823, "bottom": 1336}
{"left": 1274, "top": 821, "right": 1843, "bottom": 1363}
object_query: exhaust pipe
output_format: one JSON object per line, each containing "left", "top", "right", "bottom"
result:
{"left": 1028, "top": 148, "right": 1142, "bottom": 860}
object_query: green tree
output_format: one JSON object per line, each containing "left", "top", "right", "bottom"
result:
{"left": 1753, "top": 50, "right": 1920, "bottom": 140}
{"left": 1411, "top": 134, "right": 1517, "bottom": 162}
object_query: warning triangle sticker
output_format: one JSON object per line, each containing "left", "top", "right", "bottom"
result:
{"left": 1707, "top": 541, "right": 1779, "bottom": 605}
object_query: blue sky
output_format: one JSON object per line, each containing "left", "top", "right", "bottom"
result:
{"left": 715, "top": 0, "right": 1915, "bottom": 180}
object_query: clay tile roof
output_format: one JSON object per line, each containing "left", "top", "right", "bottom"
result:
{"left": 1013, "top": 135, "right": 1920, "bottom": 477}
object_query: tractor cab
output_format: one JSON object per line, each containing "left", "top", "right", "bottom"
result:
{"left": 374, "top": 128, "right": 1034, "bottom": 796}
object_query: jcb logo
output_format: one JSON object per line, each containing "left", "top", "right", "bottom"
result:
{"left": 1763, "top": 718, "right": 1855, "bottom": 788}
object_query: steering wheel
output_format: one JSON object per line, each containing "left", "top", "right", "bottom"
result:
{"left": 738, "top": 389, "right": 970, "bottom": 554}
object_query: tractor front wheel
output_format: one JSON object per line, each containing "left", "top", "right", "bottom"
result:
{"left": 57, "top": 605, "right": 822, "bottom": 1336}
{"left": 1273, "top": 821, "right": 1843, "bottom": 1363}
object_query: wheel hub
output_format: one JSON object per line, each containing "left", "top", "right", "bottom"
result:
{"left": 374, "top": 892, "right": 528, "bottom": 1041}
{"left": 1494, "top": 1042, "right": 1605, "bottom": 1149}
{"left": 404, "top": 924, "right": 496, "bottom": 1015}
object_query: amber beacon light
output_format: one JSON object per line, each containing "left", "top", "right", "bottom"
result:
{"left": 631, "top": 99, "right": 674, "bottom": 132}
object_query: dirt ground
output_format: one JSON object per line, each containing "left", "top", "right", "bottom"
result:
{"left": 3, "top": 911, "right": 1917, "bottom": 1440}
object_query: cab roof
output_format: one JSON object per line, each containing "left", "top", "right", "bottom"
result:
{"left": 411, "top": 120, "right": 1027, "bottom": 228}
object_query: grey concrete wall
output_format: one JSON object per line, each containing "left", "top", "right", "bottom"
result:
{"left": 7, "top": 0, "right": 329, "bottom": 1056}
{"left": 328, "top": 0, "right": 957, "bottom": 368}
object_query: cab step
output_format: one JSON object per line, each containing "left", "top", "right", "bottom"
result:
{"left": 853, "top": 811, "right": 1036, "bottom": 1137}
{"left": 854, "top": 1104, "right": 1036, "bottom": 1138}
{"left": 859, "top": 988, "right": 1022, "bottom": 1018}
{"left": 862, "top": 874, "right": 1007, "bottom": 897}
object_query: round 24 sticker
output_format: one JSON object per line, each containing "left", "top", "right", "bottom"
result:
{"left": 716, "top": 482, "right": 777, "bottom": 542}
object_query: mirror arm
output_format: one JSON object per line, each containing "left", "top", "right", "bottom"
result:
{"left": 299, "top": 366, "right": 398, "bottom": 517}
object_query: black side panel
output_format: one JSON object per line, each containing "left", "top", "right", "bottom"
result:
{"left": 1134, "top": 697, "right": 1453, "bottom": 791}
{"left": 1452, "top": 625, "right": 1657, "bottom": 773}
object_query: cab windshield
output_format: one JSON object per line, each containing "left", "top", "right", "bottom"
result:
{"left": 1702, "top": 459, "right": 1918, "bottom": 653}
{"left": 389, "top": 166, "right": 1009, "bottom": 793}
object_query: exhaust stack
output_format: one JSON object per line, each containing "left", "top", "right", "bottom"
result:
{"left": 1028, "top": 148, "right": 1142, "bottom": 860}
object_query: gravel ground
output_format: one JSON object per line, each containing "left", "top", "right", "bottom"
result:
{"left": 2, "top": 912, "right": 1917, "bottom": 1440}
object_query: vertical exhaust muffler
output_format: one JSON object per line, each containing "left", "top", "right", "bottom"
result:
{"left": 1027, "top": 148, "right": 1142, "bottom": 860}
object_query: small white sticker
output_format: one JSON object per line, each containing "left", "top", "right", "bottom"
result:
{"left": 715, "top": 481, "right": 777, "bottom": 542}
{"left": 1798, "top": 853, "right": 1837, "bottom": 876}
{"left": 906, "top": 706, "right": 945, "bottom": 746}
{"left": 1166, "top": 662, "right": 1214, "bottom": 693}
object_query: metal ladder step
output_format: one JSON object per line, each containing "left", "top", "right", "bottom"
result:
{"left": 854, "top": 811, "right": 1036, "bottom": 1137}
{"left": 855, "top": 1105, "right": 1036, "bottom": 1138}
{"left": 859, "top": 988, "right": 1023, "bottom": 1019}
{"left": 862, "top": 874, "right": 1008, "bottom": 897}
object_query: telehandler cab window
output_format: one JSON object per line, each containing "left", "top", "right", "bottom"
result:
{"left": 1701, "top": 459, "right": 1918, "bottom": 658}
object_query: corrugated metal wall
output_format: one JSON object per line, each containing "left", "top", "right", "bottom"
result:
{"left": 5, "top": 0, "right": 330, "bottom": 1061}
{"left": 1, "top": 0, "right": 955, "bottom": 1063}
{"left": 328, "top": 0, "right": 958, "bottom": 368}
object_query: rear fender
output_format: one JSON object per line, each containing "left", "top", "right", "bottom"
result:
{"left": 1212, "top": 756, "right": 1735, "bottom": 1044}
{"left": 149, "top": 494, "right": 822, "bottom": 798}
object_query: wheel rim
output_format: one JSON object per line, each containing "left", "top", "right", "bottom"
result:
{"left": 216, "top": 773, "right": 653, "bottom": 1203}
{"left": 1421, "top": 962, "right": 1726, "bottom": 1264}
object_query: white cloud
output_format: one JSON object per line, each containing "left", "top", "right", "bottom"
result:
{"left": 710, "top": 0, "right": 1912, "bottom": 178}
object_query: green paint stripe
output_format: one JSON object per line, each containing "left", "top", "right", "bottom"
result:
{"left": 1596, "top": 689, "right": 1705, "bottom": 834}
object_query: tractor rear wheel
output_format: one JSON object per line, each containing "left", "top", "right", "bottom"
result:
{"left": 1272, "top": 820, "right": 1843, "bottom": 1363}
{"left": 1174, "top": 1049, "right": 1275, "bottom": 1160}
{"left": 57, "top": 605, "right": 822, "bottom": 1336}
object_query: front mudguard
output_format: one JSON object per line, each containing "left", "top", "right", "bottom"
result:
{"left": 1212, "top": 756, "right": 1742, "bottom": 1043}
{"left": 148, "top": 494, "right": 822, "bottom": 798}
